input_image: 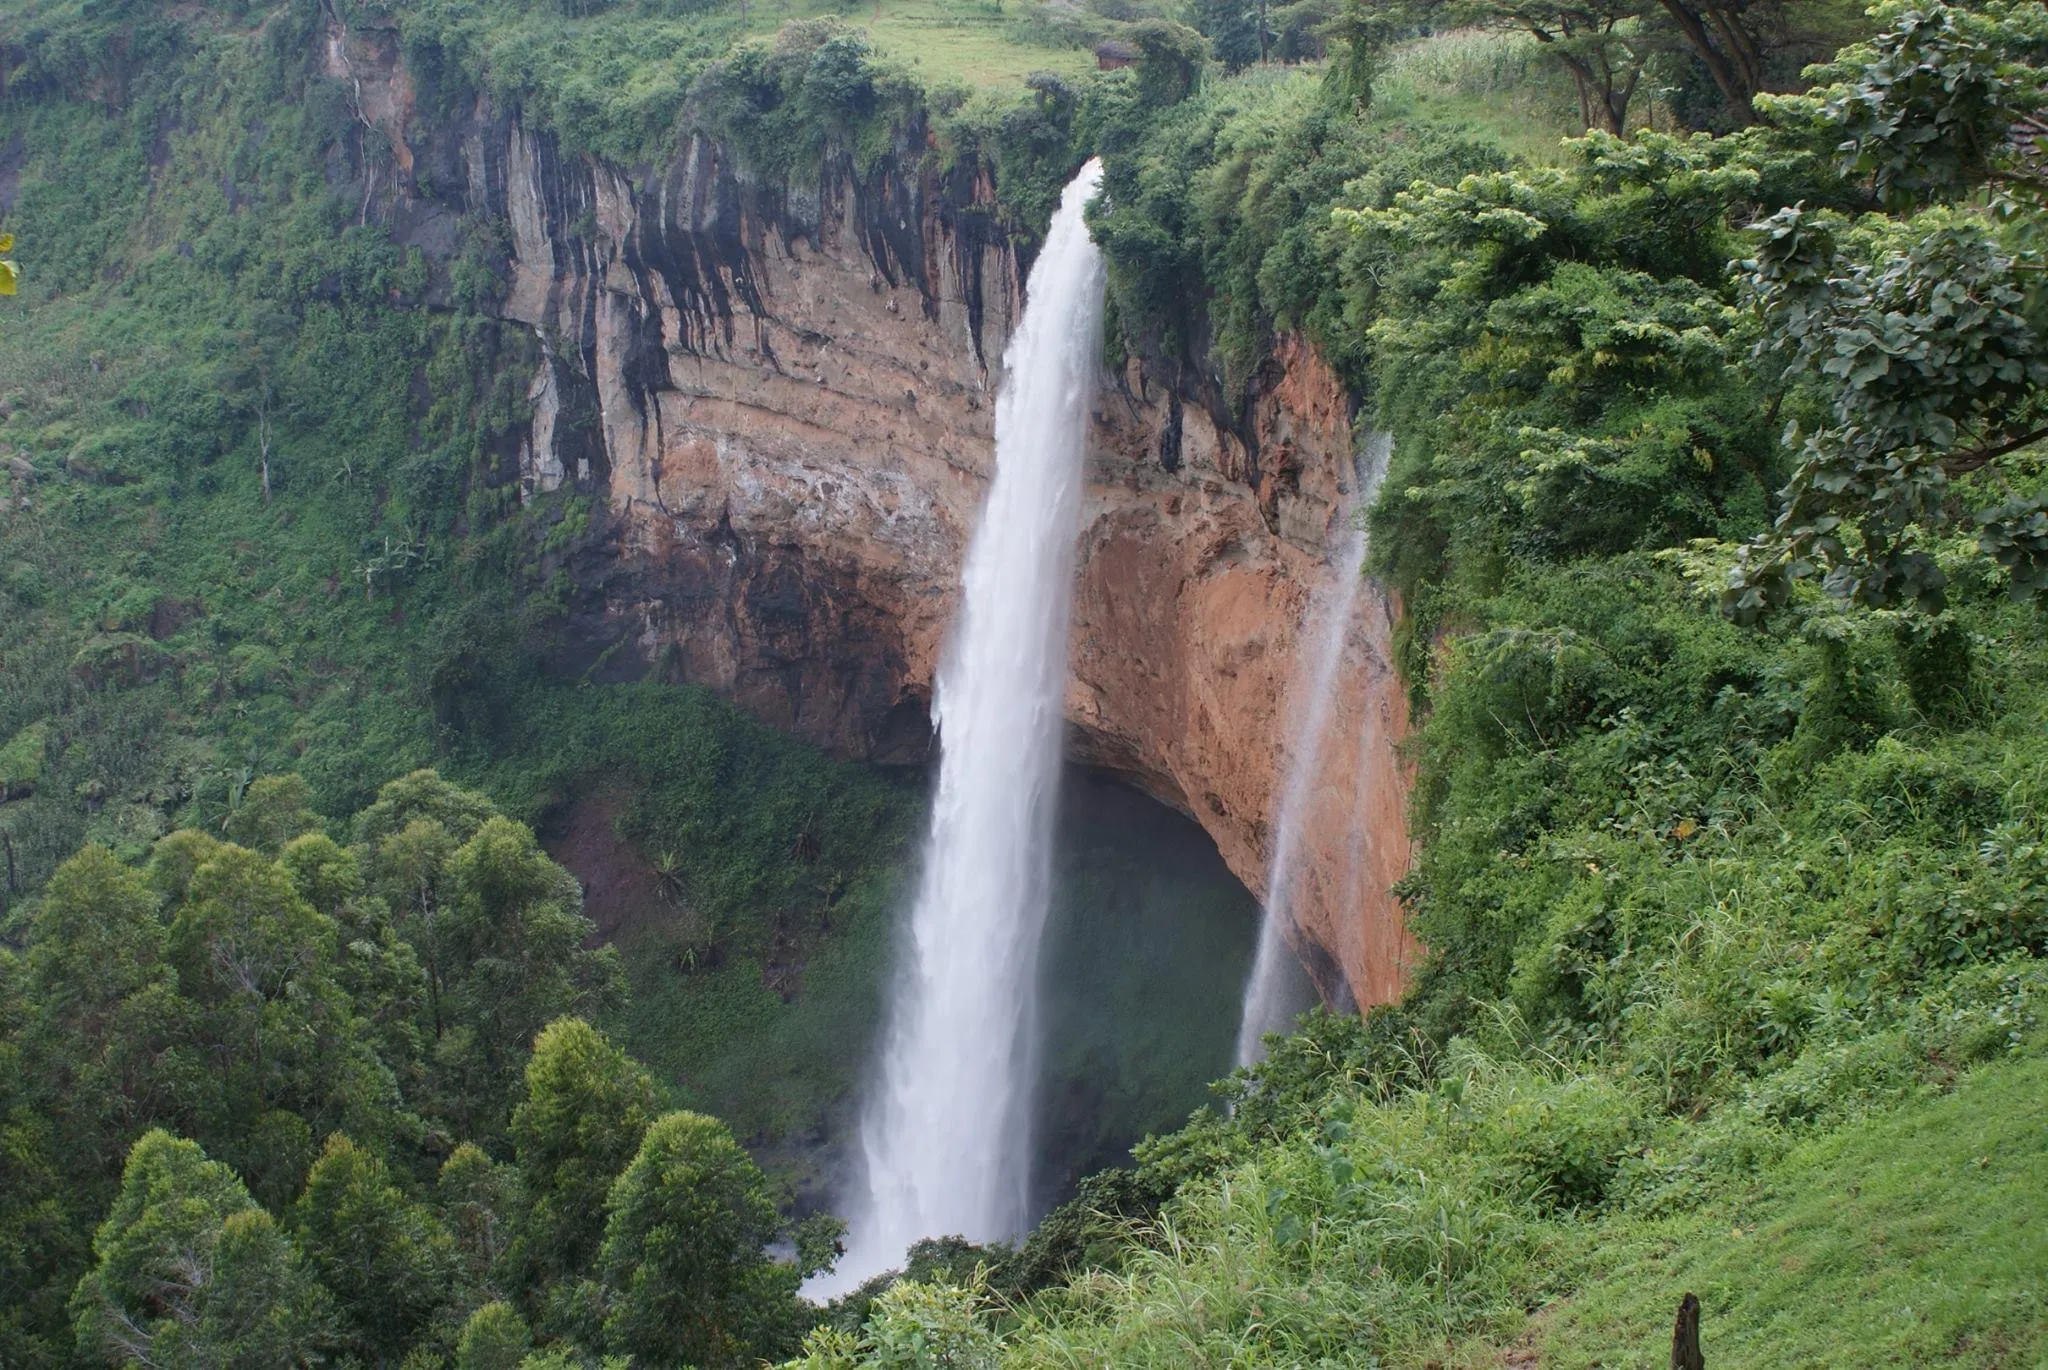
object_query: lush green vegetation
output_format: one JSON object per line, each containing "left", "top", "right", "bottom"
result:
{"left": 1538, "top": 1049, "right": 2048, "bottom": 1364}
{"left": 0, "top": 9, "right": 945, "bottom": 1361}
{"left": 0, "top": 0, "right": 956, "bottom": 1167}
{"left": 3, "top": 771, "right": 832, "bottom": 1369}
{"left": 0, "top": 7, "right": 1266, "bottom": 1363}
{"left": 4, "top": 0, "right": 2047, "bottom": 1365}
{"left": 792, "top": 4, "right": 2048, "bottom": 1367}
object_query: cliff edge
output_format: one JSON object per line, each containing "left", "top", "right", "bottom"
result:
{"left": 329, "top": 16, "right": 1417, "bottom": 1007}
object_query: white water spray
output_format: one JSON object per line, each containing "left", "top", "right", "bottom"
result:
{"left": 1234, "top": 432, "right": 1393, "bottom": 1067}
{"left": 828, "top": 161, "right": 1107, "bottom": 1290}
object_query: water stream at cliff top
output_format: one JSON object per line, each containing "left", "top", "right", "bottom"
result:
{"left": 1234, "top": 431, "right": 1393, "bottom": 1067}
{"left": 825, "top": 160, "right": 1107, "bottom": 1291}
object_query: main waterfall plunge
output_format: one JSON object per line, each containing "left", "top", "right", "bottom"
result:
{"left": 827, "top": 161, "right": 1108, "bottom": 1289}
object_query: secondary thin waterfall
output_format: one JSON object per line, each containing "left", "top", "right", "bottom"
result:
{"left": 831, "top": 160, "right": 1106, "bottom": 1290}
{"left": 1234, "top": 432, "right": 1393, "bottom": 1067}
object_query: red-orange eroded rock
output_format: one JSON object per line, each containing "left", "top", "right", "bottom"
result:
{"left": 1069, "top": 342, "right": 1418, "bottom": 1006}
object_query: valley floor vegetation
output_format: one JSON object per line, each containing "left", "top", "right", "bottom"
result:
{"left": 3, "top": 0, "right": 2047, "bottom": 1365}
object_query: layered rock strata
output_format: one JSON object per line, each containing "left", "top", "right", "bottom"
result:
{"left": 326, "top": 18, "right": 1418, "bottom": 1006}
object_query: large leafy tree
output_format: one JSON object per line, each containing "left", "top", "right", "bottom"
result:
{"left": 1651, "top": 0, "right": 1790, "bottom": 121}
{"left": 1648, "top": 1, "right": 1865, "bottom": 125}
{"left": 22, "top": 846, "right": 180, "bottom": 1158}
{"left": 353, "top": 769, "right": 501, "bottom": 850}
{"left": 293, "top": 1134, "right": 457, "bottom": 1367}
{"left": 437, "top": 1143, "right": 523, "bottom": 1302}
{"left": 0, "top": 949, "right": 78, "bottom": 1369}
{"left": 454, "top": 1301, "right": 532, "bottom": 1370}
{"left": 1406, "top": 0, "right": 1654, "bottom": 131}
{"left": 1191, "top": 0, "right": 1267, "bottom": 72}
{"left": 445, "top": 818, "right": 620, "bottom": 1103}
{"left": 507, "top": 1017, "right": 659, "bottom": 1302}
{"left": 597, "top": 1111, "right": 810, "bottom": 1369}
{"left": 280, "top": 832, "right": 431, "bottom": 1094}
{"left": 7, "top": 848, "right": 185, "bottom": 1359}
{"left": 1489, "top": 0, "right": 1649, "bottom": 132}
{"left": 159, "top": 838, "right": 403, "bottom": 1192}
{"left": 223, "top": 774, "right": 323, "bottom": 856}
{"left": 354, "top": 773, "right": 622, "bottom": 1139}
{"left": 1723, "top": 2, "right": 2048, "bottom": 620}
{"left": 70, "top": 1131, "right": 330, "bottom": 1370}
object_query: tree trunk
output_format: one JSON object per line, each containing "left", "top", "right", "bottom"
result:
{"left": 1646, "top": 1, "right": 1761, "bottom": 124}
{"left": 1606, "top": 54, "right": 1642, "bottom": 134}
{"left": 1559, "top": 54, "right": 1598, "bottom": 131}
{"left": 1672, "top": 1292, "right": 1704, "bottom": 1370}
{"left": 1532, "top": 26, "right": 1638, "bottom": 135}
{"left": 258, "top": 407, "right": 273, "bottom": 505}
{"left": 1560, "top": 52, "right": 1632, "bottom": 134}
{"left": 1704, "top": 1, "right": 1768, "bottom": 97}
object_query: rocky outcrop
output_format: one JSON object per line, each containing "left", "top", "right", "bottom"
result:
{"left": 1073, "top": 343, "right": 1417, "bottom": 1006}
{"left": 325, "top": 18, "right": 1417, "bottom": 1006}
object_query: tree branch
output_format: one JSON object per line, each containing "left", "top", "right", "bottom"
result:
{"left": 1944, "top": 425, "right": 2048, "bottom": 475}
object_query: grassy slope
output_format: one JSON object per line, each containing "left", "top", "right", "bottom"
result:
{"left": 1533, "top": 1051, "right": 2048, "bottom": 1368}
{"left": 1372, "top": 29, "right": 1588, "bottom": 165}
{"left": 852, "top": 0, "right": 1096, "bottom": 86}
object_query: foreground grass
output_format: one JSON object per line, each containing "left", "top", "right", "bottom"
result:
{"left": 1524, "top": 1052, "right": 2048, "bottom": 1368}
{"left": 955, "top": 1044, "right": 2048, "bottom": 1370}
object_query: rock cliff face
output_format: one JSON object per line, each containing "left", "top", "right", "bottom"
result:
{"left": 327, "top": 19, "right": 1417, "bottom": 1007}
{"left": 1076, "top": 346, "right": 1417, "bottom": 1007}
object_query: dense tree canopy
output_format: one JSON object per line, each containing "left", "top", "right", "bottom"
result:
{"left": 70, "top": 1130, "right": 330, "bottom": 1370}
{"left": 0, "top": 772, "right": 810, "bottom": 1370}
{"left": 1724, "top": 3, "right": 2048, "bottom": 618}
{"left": 509, "top": 1017, "right": 659, "bottom": 1307}
{"left": 598, "top": 1111, "right": 806, "bottom": 1367}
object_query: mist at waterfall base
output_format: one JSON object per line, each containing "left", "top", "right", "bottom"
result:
{"left": 1032, "top": 770, "right": 1260, "bottom": 1208}
{"left": 797, "top": 768, "right": 1259, "bottom": 1296}
{"left": 1234, "top": 432, "right": 1395, "bottom": 1068}
{"left": 821, "top": 160, "right": 1106, "bottom": 1294}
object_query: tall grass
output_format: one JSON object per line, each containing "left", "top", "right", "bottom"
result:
{"left": 1371, "top": 29, "right": 1589, "bottom": 162}
{"left": 1385, "top": 27, "right": 1546, "bottom": 98}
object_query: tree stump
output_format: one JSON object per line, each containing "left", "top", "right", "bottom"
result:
{"left": 1672, "top": 1291, "right": 1704, "bottom": 1370}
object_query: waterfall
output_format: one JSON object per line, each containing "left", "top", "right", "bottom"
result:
{"left": 827, "top": 160, "right": 1107, "bottom": 1291}
{"left": 1234, "top": 431, "right": 1393, "bottom": 1067}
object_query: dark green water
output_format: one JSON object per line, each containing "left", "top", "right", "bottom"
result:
{"left": 1032, "top": 767, "right": 1261, "bottom": 1208}
{"left": 604, "top": 756, "right": 1261, "bottom": 1225}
